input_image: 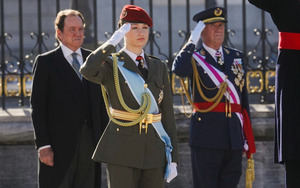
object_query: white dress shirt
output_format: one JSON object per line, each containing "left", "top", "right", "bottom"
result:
{"left": 123, "top": 48, "right": 148, "bottom": 69}
{"left": 202, "top": 43, "right": 224, "bottom": 62}
{"left": 60, "top": 43, "right": 83, "bottom": 66}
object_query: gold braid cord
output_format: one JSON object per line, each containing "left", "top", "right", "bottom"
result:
{"left": 101, "top": 54, "right": 151, "bottom": 127}
{"left": 246, "top": 154, "right": 255, "bottom": 188}
{"left": 179, "top": 57, "right": 228, "bottom": 113}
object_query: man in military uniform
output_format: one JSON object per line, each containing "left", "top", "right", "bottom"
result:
{"left": 80, "top": 5, "right": 178, "bottom": 188}
{"left": 172, "top": 7, "right": 255, "bottom": 188}
{"left": 248, "top": 1, "right": 300, "bottom": 187}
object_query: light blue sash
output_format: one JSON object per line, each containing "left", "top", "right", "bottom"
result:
{"left": 117, "top": 60, "right": 173, "bottom": 179}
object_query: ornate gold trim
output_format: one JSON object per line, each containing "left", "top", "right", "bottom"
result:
{"left": 23, "top": 75, "right": 32, "bottom": 97}
{"left": 265, "top": 70, "right": 275, "bottom": 93}
{"left": 4, "top": 75, "right": 21, "bottom": 97}
{"left": 246, "top": 71, "right": 263, "bottom": 93}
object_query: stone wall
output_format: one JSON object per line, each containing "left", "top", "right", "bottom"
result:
{"left": 0, "top": 104, "right": 286, "bottom": 188}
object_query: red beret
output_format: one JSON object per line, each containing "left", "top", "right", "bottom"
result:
{"left": 120, "top": 5, "right": 153, "bottom": 27}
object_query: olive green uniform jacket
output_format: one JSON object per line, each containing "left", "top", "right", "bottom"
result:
{"left": 80, "top": 43, "right": 178, "bottom": 169}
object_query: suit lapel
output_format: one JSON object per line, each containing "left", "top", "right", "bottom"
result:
{"left": 55, "top": 47, "right": 83, "bottom": 87}
{"left": 81, "top": 48, "right": 90, "bottom": 62}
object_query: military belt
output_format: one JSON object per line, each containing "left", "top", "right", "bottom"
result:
{"left": 110, "top": 108, "right": 161, "bottom": 134}
{"left": 194, "top": 102, "right": 242, "bottom": 115}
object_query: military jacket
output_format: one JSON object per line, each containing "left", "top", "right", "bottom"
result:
{"left": 80, "top": 43, "right": 178, "bottom": 169}
{"left": 172, "top": 43, "right": 250, "bottom": 150}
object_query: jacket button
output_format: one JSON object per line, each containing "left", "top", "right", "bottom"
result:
{"left": 116, "top": 128, "right": 120, "bottom": 132}
{"left": 198, "top": 117, "right": 201, "bottom": 121}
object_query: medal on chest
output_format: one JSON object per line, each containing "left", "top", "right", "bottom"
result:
{"left": 231, "top": 58, "right": 245, "bottom": 92}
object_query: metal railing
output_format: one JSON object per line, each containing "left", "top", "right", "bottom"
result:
{"left": 0, "top": 0, "right": 277, "bottom": 109}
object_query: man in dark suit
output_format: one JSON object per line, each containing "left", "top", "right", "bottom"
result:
{"left": 80, "top": 5, "right": 178, "bottom": 188}
{"left": 172, "top": 7, "right": 255, "bottom": 188}
{"left": 31, "top": 9, "right": 108, "bottom": 188}
{"left": 248, "top": 1, "right": 300, "bottom": 187}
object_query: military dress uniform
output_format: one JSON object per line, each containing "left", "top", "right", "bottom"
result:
{"left": 172, "top": 7, "right": 255, "bottom": 188}
{"left": 80, "top": 43, "right": 178, "bottom": 188}
{"left": 248, "top": 0, "right": 300, "bottom": 187}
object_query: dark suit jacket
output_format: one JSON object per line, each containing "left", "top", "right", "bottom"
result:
{"left": 31, "top": 46, "right": 108, "bottom": 188}
{"left": 172, "top": 43, "right": 250, "bottom": 150}
{"left": 248, "top": 0, "right": 300, "bottom": 163}
{"left": 80, "top": 43, "right": 178, "bottom": 169}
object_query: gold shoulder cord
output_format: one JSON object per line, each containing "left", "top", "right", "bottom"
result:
{"left": 179, "top": 57, "right": 228, "bottom": 113}
{"left": 101, "top": 54, "right": 151, "bottom": 126}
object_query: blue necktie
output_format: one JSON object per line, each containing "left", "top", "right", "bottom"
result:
{"left": 71, "top": 52, "right": 82, "bottom": 80}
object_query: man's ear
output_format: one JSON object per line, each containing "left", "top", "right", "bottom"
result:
{"left": 56, "top": 29, "right": 62, "bottom": 41}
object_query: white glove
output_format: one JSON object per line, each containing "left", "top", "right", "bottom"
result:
{"left": 188, "top": 21, "right": 205, "bottom": 45}
{"left": 166, "top": 162, "right": 178, "bottom": 183}
{"left": 107, "top": 23, "right": 131, "bottom": 46}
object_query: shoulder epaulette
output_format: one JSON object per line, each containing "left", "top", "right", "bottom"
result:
{"left": 148, "top": 55, "right": 160, "bottom": 60}
{"left": 223, "top": 46, "right": 243, "bottom": 57}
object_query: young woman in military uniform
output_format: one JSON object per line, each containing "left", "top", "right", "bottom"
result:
{"left": 80, "top": 5, "right": 178, "bottom": 188}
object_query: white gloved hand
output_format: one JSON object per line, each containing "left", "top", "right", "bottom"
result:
{"left": 166, "top": 162, "right": 178, "bottom": 183}
{"left": 107, "top": 23, "right": 131, "bottom": 46}
{"left": 188, "top": 21, "right": 205, "bottom": 45}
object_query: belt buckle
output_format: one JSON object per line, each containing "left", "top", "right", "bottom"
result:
{"left": 146, "top": 114, "right": 153, "bottom": 124}
{"left": 139, "top": 114, "right": 153, "bottom": 135}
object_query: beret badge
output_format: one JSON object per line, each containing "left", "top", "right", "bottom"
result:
{"left": 122, "top": 10, "right": 127, "bottom": 18}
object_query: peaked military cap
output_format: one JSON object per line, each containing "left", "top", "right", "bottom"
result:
{"left": 193, "top": 7, "right": 227, "bottom": 24}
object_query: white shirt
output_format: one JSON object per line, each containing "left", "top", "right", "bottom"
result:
{"left": 60, "top": 43, "right": 83, "bottom": 66}
{"left": 202, "top": 43, "right": 224, "bottom": 62}
{"left": 123, "top": 48, "right": 148, "bottom": 69}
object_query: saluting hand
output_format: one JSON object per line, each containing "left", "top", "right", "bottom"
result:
{"left": 39, "top": 147, "right": 54, "bottom": 167}
{"left": 188, "top": 21, "right": 205, "bottom": 45}
{"left": 107, "top": 23, "right": 131, "bottom": 46}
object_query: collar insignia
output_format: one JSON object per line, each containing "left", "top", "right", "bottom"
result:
{"left": 224, "top": 48, "right": 230, "bottom": 55}
{"left": 200, "top": 49, "right": 206, "bottom": 56}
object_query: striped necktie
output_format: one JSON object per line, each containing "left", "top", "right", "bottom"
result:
{"left": 71, "top": 52, "right": 82, "bottom": 80}
{"left": 215, "top": 50, "right": 224, "bottom": 66}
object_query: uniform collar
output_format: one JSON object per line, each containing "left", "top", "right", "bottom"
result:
{"left": 202, "top": 42, "right": 223, "bottom": 60}
{"left": 122, "top": 48, "right": 147, "bottom": 68}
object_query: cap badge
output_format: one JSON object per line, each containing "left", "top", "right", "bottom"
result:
{"left": 122, "top": 10, "right": 127, "bottom": 18}
{"left": 214, "top": 8, "right": 222, "bottom": 17}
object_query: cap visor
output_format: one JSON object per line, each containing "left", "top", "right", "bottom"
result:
{"left": 203, "top": 17, "right": 227, "bottom": 24}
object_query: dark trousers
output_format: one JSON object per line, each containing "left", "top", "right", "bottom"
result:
{"left": 191, "top": 148, "right": 242, "bottom": 188}
{"left": 106, "top": 163, "right": 164, "bottom": 188}
{"left": 285, "top": 160, "right": 300, "bottom": 188}
{"left": 58, "top": 125, "right": 99, "bottom": 188}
